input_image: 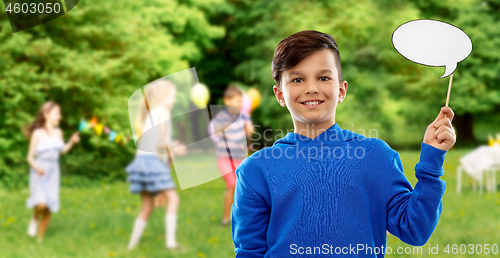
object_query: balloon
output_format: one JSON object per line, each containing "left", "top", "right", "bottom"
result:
{"left": 190, "top": 83, "right": 210, "bottom": 109}
{"left": 104, "top": 126, "right": 110, "bottom": 134}
{"left": 241, "top": 92, "right": 251, "bottom": 115}
{"left": 247, "top": 88, "right": 261, "bottom": 112}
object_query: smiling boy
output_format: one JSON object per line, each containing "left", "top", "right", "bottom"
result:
{"left": 231, "top": 30, "right": 456, "bottom": 257}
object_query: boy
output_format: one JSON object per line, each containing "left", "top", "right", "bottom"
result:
{"left": 231, "top": 30, "right": 455, "bottom": 257}
{"left": 212, "top": 85, "right": 254, "bottom": 227}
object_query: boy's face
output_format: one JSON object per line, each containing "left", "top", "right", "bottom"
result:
{"left": 273, "top": 49, "right": 348, "bottom": 129}
{"left": 224, "top": 95, "right": 243, "bottom": 115}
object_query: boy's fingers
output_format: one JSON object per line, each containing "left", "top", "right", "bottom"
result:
{"left": 435, "top": 125, "right": 455, "bottom": 137}
{"left": 431, "top": 106, "right": 455, "bottom": 125}
{"left": 435, "top": 117, "right": 453, "bottom": 130}
{"left": 437, "top": 130, "right": 455, "bottom": 144}
{"left": 441, "top": 106, "right": 455, "bottom": 122}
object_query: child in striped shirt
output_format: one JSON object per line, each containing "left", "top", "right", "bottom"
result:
{"left": 211, "top": 85, "right": 254, "bottom": 227}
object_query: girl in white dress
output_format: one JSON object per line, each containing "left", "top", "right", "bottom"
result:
{"left": 26, "top": 101, "right": 80, "bottom": 242}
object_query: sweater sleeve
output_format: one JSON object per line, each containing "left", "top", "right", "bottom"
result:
{"left": 386, "top": 142, "right": 447, "bottom": 246}
{"left": 232, "top": 164, "right": 271, "bottom": 257}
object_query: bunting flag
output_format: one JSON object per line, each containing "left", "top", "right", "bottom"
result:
{"left": 78, "top": 119, "right": 88, "bottom": 131}
{"left": 109, "top": 130, "right": 117, "bottom": 142}
{"left": 78, "top": 117, "right": 130, "bottom": 145}
{"left": 94, "top": 123, "right": 104, "bottom": 136}
{"left": 89, "top": 117, "right": 98, "bottom": 128}
{"left": 114, "top": 134, "right": 123, "bottom": 144}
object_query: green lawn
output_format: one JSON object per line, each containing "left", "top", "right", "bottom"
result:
{"left": 0, "top": 149, "right": 499, "bottom": 258}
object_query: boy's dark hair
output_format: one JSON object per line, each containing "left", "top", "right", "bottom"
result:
{"left": 272, "top": 30, "right": 342, "bottom": 88}
{"left": 224, "top": 85, "right": 243, "bottom": 99}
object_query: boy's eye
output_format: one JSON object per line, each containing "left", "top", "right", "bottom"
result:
{"left": 319, "top": 76, "right": 330, "bottom": 81}
{"left": 292, "top": 78, "right": 303, "bottom": 83}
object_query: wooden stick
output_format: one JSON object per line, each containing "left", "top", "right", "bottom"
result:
{"left": 444, "top": 73, "right": 454, "bottom": 119}
{"left": 445, "top": 73, "right": 454, "bottom": 107}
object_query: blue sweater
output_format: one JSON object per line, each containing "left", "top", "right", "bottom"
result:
{"left": 231, "top": 123, "right": 447, "bottom": 257}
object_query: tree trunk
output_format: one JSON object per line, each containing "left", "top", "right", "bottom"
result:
{"left": 453, "top": 112, "right": 475, "bottom": 142}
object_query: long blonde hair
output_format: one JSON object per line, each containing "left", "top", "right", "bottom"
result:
{"left": 134, "top": 79, "right": 176, "bottom": 136}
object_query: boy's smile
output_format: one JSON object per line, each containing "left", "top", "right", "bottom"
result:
{"left": 273, "top": 49, "right": 348, "bottom": 139}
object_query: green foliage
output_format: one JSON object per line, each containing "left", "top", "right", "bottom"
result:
{"left": 197, "top": 0, "right": 500, "bottom": 146}
{"left": 0, "top": 0, "right": 226, "bottom": 189}
{"left": 1, "top": 0, "right": 500, "bottom": 189}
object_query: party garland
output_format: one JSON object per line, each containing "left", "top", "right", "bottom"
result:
{"left": 78, "top": 117, "right": 130, "bottom": 145}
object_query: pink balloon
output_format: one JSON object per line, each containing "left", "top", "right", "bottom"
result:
{"left": 241, "top": 92, "right": 251, "bottom": 115}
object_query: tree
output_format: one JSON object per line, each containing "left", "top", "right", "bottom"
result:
{"left": 0, "top": 0, "right": 225, "bottom": 188}
{"left": 201, "top": 0, "right": 500, "bottom": 147}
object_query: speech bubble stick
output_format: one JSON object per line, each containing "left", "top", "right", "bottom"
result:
{"left": 445, "top": 73, "right": 454, "bottom": 107}
{"left": 444, "top": 73, "right": 454, "bottom": 119}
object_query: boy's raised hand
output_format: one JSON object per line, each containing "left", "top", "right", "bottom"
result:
{"left": 423, "top": 107, "right": 456, "bottom": 151}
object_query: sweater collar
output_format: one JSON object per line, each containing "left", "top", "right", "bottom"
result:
{"left": 273, "top": 123, "right": 359, "bottom": 148}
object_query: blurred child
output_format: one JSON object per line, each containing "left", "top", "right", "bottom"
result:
{"left": 211, "top": 85, "right": 254, "bottom": 227}
{"left": 26, "top": 101, "right": 80, "bottom": 242}
{"left": 126, "top": 79, "right": 187, "bottom": 251}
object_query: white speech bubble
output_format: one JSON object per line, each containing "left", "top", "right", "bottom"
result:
{"left": 392, "top": 19, "right": 472, "bottom": 78}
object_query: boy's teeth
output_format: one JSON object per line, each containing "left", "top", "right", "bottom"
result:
{"left": 303, "top": 101, "right": 321, "bottom": 105}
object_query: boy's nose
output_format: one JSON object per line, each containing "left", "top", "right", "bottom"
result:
{"left": 304, "top": 81, "right": 319, "bottom": 93}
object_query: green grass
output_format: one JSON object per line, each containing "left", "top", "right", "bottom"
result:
{"left": 0, "top": 149, "right": 499, "bottom": 257}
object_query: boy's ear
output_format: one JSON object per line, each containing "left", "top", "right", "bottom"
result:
{"left": 273, "top": 85, "right": 286, "bottom": 107}
{"left": 338, "top": 80, "right": 348, "bottom": 103}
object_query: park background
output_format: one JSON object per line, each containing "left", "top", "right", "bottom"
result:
{"left": 0, "top": 0, "right": 499, "bottom": 257}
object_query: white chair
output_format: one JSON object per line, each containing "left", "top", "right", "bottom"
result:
{"left": 457, "top": 165, "right": 497, "bottom": 193}
{"left": 488, "top": 164, "right": 500, "bottom": 192}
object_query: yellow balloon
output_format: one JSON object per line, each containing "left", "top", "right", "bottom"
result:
{"left": 247, "top": 88, "right": 261, "bottom": 111}
{"left": 191, "top": 83, "right": 210, "bottom": 108}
